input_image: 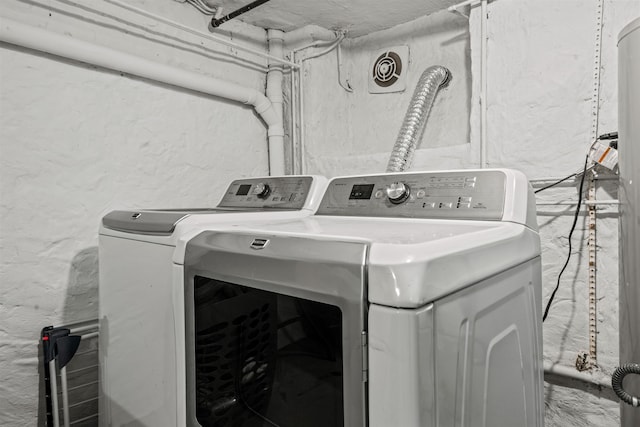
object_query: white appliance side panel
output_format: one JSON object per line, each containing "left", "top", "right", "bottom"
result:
{"left": 99, "top": 236, "right": 177, "bottom": 427}
{"left": 368, "top": 304, "right": 435, "bottom": 427}
{"left": 433, "top": 258, "right": 543, "bottom": 427}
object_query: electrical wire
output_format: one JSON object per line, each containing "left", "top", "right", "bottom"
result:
{"left": 542, "top": 154, "right": 590, "bottom": 322}
{"left": 534, "top": 132, "right": 616, "bottom": 194}
{"left": 301, "top": 32, "right": 346, "bottom": 61}
{"left": 534, "top": 172, "right": 579, "bottom": 194}
{"left": 534, "top": 163, "right": 600, "bottom": 194}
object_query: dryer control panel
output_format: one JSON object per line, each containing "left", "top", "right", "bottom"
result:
{"left": 218, "top": 176, "right": 315, "bottom": 209}
{"left": 317, "top": 170, "right": 510, "bottom": 220}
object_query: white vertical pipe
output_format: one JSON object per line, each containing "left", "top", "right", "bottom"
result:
{"left": 480, "top": 0, "right": 488, "bottom": 168}
{"left": 267, "top": 29, "right": 286, "bottom": 175}
{"left": 299, "top": 60, "right": 308, "bottom": 174}
{"left": 0, "top": 18, "right": 283, "bottom": 173}
{"left": 297, "top": 36, "right": 344, "bottom": 174}
{"left": 287, "top": 31, "right": 340, "bottom": 175}
{"left": 49, "top": 360, "right": 60, "bottom": 427}
{"left": 290, "top": 50, "right": 300, "bottom": 174}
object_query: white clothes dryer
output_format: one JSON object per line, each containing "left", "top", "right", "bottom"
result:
{"left": 98, "top": 175, "right": 327, "bottom": 427}
{"left": 179, "top": 169, "right": 543, "bottom": 427}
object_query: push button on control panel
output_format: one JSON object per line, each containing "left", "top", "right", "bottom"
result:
{"left": 457, "top": 196, "right": 472, "bottom": 208}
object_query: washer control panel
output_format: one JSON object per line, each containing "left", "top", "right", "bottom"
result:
{"left": 317, "top": 171, "right": 506, "bottom": 219}
{"left": 218, "top": 176, "right": 314, "bottom": 209}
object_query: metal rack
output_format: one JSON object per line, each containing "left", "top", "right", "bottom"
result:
{"left": 42, "top": 320, "right": 99, "bottom": 427}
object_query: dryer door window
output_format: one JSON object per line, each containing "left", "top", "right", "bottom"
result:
{"left": 190, "top": 276, "right": 344, "bottom": 427}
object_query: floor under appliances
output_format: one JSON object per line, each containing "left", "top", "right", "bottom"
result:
{"left": 98, "top": 175, "right": 327, "bottom": 426}
{"left": 179, "top": 169, "right": 544, "bottom": 427}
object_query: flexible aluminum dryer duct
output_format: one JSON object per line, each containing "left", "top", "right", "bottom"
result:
{"left": 386, "top": 65, "right": 451, "bottom": 173}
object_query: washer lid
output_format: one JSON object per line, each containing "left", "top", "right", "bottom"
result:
{"left": 101, "top": 208, "right": 295, "bottom": 235}
{"left": 102, "top": 210, "right": 194, "bottom": 235}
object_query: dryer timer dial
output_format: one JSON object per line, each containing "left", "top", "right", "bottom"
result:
{"left": 386, "top": 182, "right": 410, "bottom": 204}
{"left": 252, "top": 183, "right": 271, "bottom": 199}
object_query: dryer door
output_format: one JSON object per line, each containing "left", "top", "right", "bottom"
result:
{"left": 184, "top": 231, "right": 368, "bottom": 427}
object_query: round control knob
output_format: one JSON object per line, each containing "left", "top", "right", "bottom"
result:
{"left": 252, "top": 183, "right": 271, "bottom": 199}
{"left": 386, "top": 182, "right": 410, "bottom": 204}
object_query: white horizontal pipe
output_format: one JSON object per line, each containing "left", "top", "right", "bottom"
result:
{"left": 105, "top": 0, "right": 298, "bottom": 68}
{"left": 530, "top": 175, "right": 617, "bottom": 184}
{"left": 544, "top": 361, "right": 612, "bottom": 390}
{"left": 448, "top": 0, "right": 482, "bottom": 11}
{"left": 536, "top": 200, "right": 619, "bottom": 206}
{"left": 0, "top": 18, "right": 284, "bottom": 174}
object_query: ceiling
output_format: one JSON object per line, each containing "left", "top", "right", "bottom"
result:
{"left": 211, "top": 0, "right": 463, "bottom": 38}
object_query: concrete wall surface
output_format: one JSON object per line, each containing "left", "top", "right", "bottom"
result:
{"left": 0, "top": 0, "right": 270, "bottom": 424}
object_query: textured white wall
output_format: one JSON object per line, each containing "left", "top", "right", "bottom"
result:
{"left": 477, "top": 1, "right": 637, "bottom": 426}
{"left": 295, "top": 10, "right": 472, "bottom": 176}
{"left": 301, "top": 0, "right": 639, "bottom": 425}
{"left": 0, "top": 0, "right": 270, "bottom": 424}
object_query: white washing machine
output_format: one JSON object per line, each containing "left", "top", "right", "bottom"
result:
{"left": 98, "top": 175, "right": 327, "bottom": 427}
{"left": 178, "top": 169, "right": 543, "bottom": 427}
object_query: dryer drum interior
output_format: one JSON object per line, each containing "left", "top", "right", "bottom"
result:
{"left": 193, "top": 276, "right": 344, "bottom": 427}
